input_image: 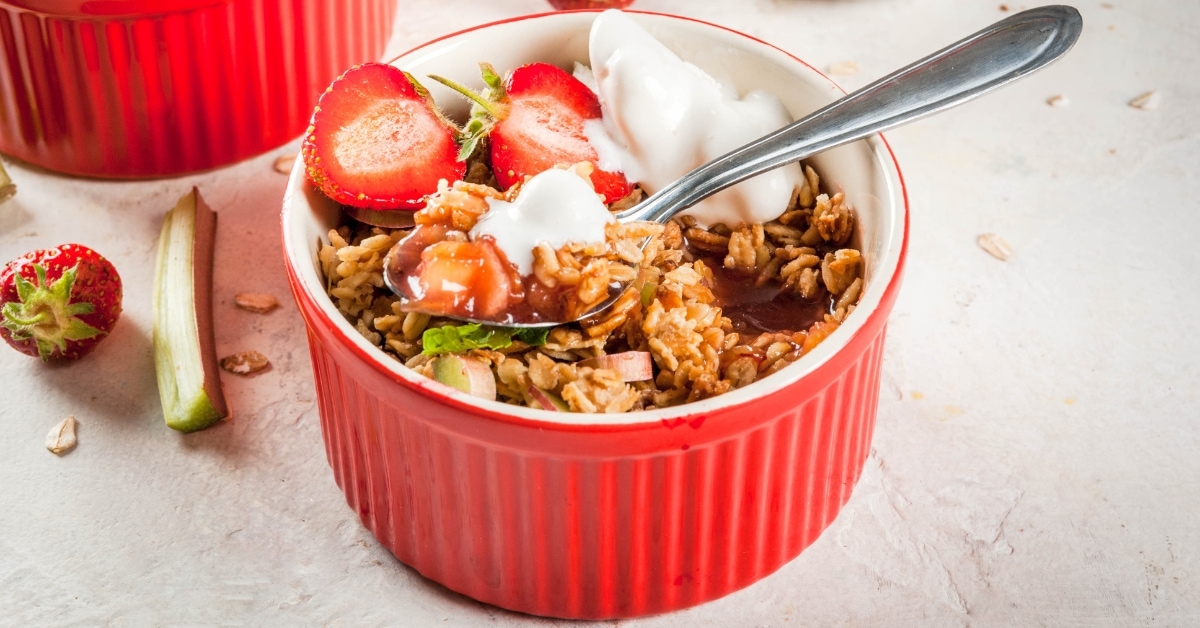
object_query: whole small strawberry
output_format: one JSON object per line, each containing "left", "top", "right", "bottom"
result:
{"left": 548, "top": 0, "right": 635, "bottom": 9}
{"left": 1, "top": 243, "right": 122, "bottom": 361}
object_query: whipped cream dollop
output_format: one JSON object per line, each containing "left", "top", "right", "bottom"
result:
{"left": 585, "top": 10, "right": 803, "bottom": 227}
{"left": 470, "top": 168, "right": 614, "bottom": 275}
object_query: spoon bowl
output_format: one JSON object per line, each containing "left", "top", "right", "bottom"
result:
{"left": 383, "top": 5, "right": 1082, "bottom": 328}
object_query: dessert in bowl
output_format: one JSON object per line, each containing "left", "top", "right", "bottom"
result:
{"left": 282, "top": 9, "right": 907, "bottom": 619}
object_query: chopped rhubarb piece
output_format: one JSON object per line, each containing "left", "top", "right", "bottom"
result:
{"left": 527, "top": 384, "right": 569, "bottom": 411}
{"left": 578, "top": 351, "right": 654, "bottom": 382}
{"left": 432, "top": 355, "right": 497, "bottom": 400}
{"left": 153, "top": 188, "right": 228, "bottom": 432}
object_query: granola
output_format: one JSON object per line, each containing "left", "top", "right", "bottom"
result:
{"left": 321, "top": 163, "right": 865, "bottom": 413}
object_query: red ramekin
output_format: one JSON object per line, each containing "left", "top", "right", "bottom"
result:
{"left": 281, "top": 11, "right": 909, "bottom": 620}
{"left": 0, "top": 0, "right": 397, "bottom": 177}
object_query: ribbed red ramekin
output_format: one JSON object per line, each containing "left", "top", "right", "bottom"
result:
{"left": 0, "top": 0, "right": 396, "bottom": 177}
{"left": 282, "top": 11, "right": 909, "bottom": 620}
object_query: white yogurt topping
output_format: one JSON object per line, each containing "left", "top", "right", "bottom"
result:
{"left": 470, "top": 168, "right": 615, "bottom": 275}
{"left": 586, "top": 10, "right": 803, "bottom": 227}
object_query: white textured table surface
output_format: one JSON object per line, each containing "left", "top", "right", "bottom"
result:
{"left": 3, "top": 0, "right": 1198, "bottom": 625}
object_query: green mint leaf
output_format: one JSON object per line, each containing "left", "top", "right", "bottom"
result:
{"left": 421, "top": 324, "right": 550, "bottom": 356}
{"left": 422, "top": 323, "right": 508, "bottom": 355}
{"left": 423, "top": 323, "right": 477, "bottom": 355}
{"left": 514, "top": 328, "right": 550, "bottom": 346}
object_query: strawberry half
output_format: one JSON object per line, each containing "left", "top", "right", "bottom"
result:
{"left": 431, "top": 62, "right": 633, "bottom": 204}
{"left": 1, "top": 243, "right": 122, "bottom": 361}
{"left": 302, "top": 63, "right": 466, "bottom": 210}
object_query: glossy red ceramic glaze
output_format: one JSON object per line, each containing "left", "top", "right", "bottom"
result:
{"left": 281, "top": 10, "right": 910, "bottom": 619}
{"left": 289, "top": 258, "right": 903, "bottom": 619}
{"left": 0, "top": 0, "right": 226, "bottom": 17}
{"left": 0, "top": 0, "right": 396, "bottom": 177}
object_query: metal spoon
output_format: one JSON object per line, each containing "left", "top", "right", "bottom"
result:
{"left": 384, "top": 5, "right": 1082, "bottom": 327}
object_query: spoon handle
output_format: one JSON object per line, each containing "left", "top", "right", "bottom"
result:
{"left": 617, "top": 5, "right": 1083, "bottom": 223}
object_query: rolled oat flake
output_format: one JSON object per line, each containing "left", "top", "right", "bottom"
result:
{"left": 1128, "top": 90, "right": 1161, "bottom": 110}
{"left": 46, "top": 416, "right": 78, "bottom": 455}
{"left": 220, "top": 350, "right": 270, "bottom": 375}
{"left": 977, "top": 233, "right": 1013, "bottom": 261}
{"left": 235, "top": 292, "right": 279, "bottom": 313}
{"left": 273, "top": 154, "right": 297, "bottom": 174}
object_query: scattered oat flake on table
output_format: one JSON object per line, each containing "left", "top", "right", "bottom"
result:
{"left": 1047, "top": 94, "right": 1069, "bottom": 107}
{"left": 977, "top": 233, "right": 1012, "bottom": 261}
{"left": 235, "top": 292, "right": 279, "bottom": 313}
{"left": 220, "top": 351, "right": 270, "bottom": 375}
{"left": 1128, "top": 90, "right": 1161, "bottom": 110}
{"left": 46, "top": 416, "right": 78, "bottom": 455}
{"left": 828, "top": 60, "right": 859, "bottom": 75}
{"left": 273, "top": 154, "right": 297, "bottom": 174}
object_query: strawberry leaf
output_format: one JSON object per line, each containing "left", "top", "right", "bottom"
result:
{"left": 403, "top": 71, "right": 432, "bottom": 101}
{"left": 48, "top": 265, "right": 76, "bottom": 302}
{"left": 62, "top": 317, "right": 102, "bottom": 341}
{"left": 12, "top": 272, "right": 35, "bottom": 303}
{"left": 479, "top": 63, "right": 506, "bottom": 98}
{"left": 66, "top": 302, "right": 94, "bottom": 316}
{"left": 456, "top": 117, "right": 494, "bottom": 162}
{"left": 428, "top": 65, "right": 512, "bottom": 163}
{"left": 2, "top": 301, "right": 43, "bottom": 329}
{"left": 35, "top": 336, "right": 59, "bottom": 357}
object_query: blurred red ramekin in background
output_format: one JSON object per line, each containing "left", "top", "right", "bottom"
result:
{"left": 0, "top": 0, "right": 397, "bottom": 178}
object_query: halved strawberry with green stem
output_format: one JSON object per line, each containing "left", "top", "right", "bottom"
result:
{"left": 1, "top": 243, "right": 122, "bottom": 361}
{"left": 430, "top": 62, "right": 633, "bottom": 204}
{"left": 302, "top": 63, "right": 466, "bottom": 210}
